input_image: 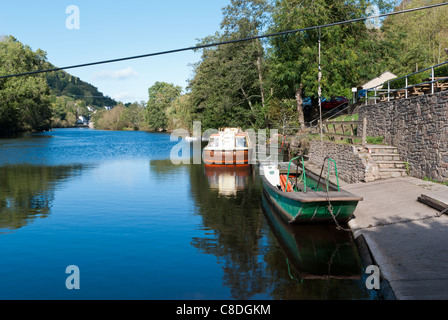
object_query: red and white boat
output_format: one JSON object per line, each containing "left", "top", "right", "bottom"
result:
{"left": 203, "top": 128, "right": 253, "bottom": 167}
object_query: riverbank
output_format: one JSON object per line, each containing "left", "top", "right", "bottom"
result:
{"left": 345, "top": 177, "right": 448, "bottom": 300}
{"left": 305, "top": 161, "right": 448, "bottom": 299}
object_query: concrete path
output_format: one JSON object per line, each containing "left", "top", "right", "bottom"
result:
{"left": 344, "top": 177, "right": 448, "bottom": 300}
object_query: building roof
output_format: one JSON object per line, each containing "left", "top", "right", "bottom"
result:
{"left": 361, "top": 71, "right": 398, "bottom": 89}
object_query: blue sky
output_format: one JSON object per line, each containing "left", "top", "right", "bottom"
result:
{"left": 0, "top": 1, "right": 230, "bottom": 103}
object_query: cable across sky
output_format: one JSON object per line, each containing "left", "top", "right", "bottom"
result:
{"left": 1, "top": 1, "right": 448, "bottom": 80}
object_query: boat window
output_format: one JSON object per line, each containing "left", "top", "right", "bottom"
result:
{"left": 235, "top": 137, "right": 247, "bottom": 148}
{"left": 208, "top": 137, "right": 219, "bottom": 147}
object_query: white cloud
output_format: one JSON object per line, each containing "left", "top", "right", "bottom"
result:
{"left": 93, "top": 67, "right": 139, "bottom": 80}
{"left": 113, "top": 92, "right": 139, "bottom": 103}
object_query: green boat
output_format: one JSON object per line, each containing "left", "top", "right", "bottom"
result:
{"left": 261, "top": 193, "right": 362, "bottom": 280}
{"left": 260, "top": 157, "right": 362, "bottom": 224}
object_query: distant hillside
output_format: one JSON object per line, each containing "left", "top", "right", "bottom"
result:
{"left": 0, "top": 35, "right": 118, "bottom": 133}
{"left": 45, "top": 65, "right": 117, "bottom": 107}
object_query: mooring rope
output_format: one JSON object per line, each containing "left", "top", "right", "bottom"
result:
{"left": 322, "top": 158, "right": 351, "bottom": 232}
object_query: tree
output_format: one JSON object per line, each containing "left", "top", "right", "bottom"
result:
{"left": 221, "top": 0, "right": 272, "bottom": 126}
{"left": 146, "top": 82, "right": 182, "bottom": 131}
{"left": 0, "top": 36, "right": 52, "bottom": 133}
{"left": 382, "top": 0, "right": 448, "bottom": 75}
{"left": 120, "top": 102, "right": 148, "bottom": 131}
{"left": 267, "top": 0, "right": 394, "bottom": 125}
{"left": 188, "top": 0, "right": 272, "bottom": 130}
{"left": 167, "top": 94, "right": 195, "bottom": 131}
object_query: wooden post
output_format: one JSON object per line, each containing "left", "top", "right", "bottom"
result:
{"left": 362, "top": 117, "right": 367, "bottom": 145}
{"left": 405, "top": 77, "right": 408, "bottom": 99}
{"left": 431, "top": 67, "right": 435, "bottom": 94}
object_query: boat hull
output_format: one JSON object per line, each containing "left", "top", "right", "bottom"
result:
{"left": 261, "top": 174, "right": 361, "bottom": 224}
{"left": 204, "top": 149, "right": 251, "bottom": 166}
{"left": 261, "top": 193, "right": 362, "bottom": 279}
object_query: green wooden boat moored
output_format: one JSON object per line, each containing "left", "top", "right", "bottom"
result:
{"left": 260, "top": 157, "right": 363, "bottom": 224}
{"left": 261, "top": 193, "right": 362, "bottom": 280}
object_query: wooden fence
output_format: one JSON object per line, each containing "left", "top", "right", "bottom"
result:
{"left": 322, "top": 117, "right": 367, "bottom": 145}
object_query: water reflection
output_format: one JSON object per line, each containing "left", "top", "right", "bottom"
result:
{"left": 0, "top": 164, "right": 88, "bottom": 233}
{"left": 204, "top": 166, "right": 253, "bottom": 197}
{"left": 187, "top": 162, "right": 376, "bottom": 299}
{"left": 261, "top": 193, "right": 361, "bottom": 279}
{"left": 189, "top": 163, "right": 268, "bottom": 299}
{"left": 150, "top": 159, "right": 187, "bottom": 175}
{"left": 261, "top": 192, "right": 376, "bottom": 299}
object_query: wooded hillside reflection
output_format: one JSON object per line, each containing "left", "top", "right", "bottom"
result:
{"left": 0, "top": 164, "right": 87, "bottom": 233}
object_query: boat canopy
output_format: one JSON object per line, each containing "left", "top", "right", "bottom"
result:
{"left": 206, "top": 128, "right": 250, "bottom": 149}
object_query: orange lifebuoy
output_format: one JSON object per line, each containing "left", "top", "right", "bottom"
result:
{"left": 280, "top": 175, "right": 293, "bottom": 192}
{"left": 279, "top": 175, "right": 286, "bottom": 191}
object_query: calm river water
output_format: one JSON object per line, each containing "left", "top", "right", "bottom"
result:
{"left": 0, "top": 128, "right": 376, "bottom": 300}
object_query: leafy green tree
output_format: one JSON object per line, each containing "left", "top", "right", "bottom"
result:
{"left": 90, "top": 102, "right": 148, "bottom": 131}
{"left": 50, "top": 95, "right": 90, "bottom": 128}
{"left": 188, "top": 0, "right": 272, "bottom": 130}
{"left": 166, "top": 94, "right": 195, "bottom": 131}
{"left": 65, "top": 111, "right": 77, "bottom": 127}
{"left": 267, "top": 0, "right": 394, "bottom": 125}
{"left": 0, "top": 36, "right": 52, "bottom": 133}
{"left": 382, "top": 0, "right": 448, "bottom": 75}
{"left": 146, "top": 82, "right": 182, "bottom": 131}
{"left": 120, "top": 102, "right": 148, "bottom": 131}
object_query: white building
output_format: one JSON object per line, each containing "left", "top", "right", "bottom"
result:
{"left": 77, "top": 116, "right": 88, "bottom": 125}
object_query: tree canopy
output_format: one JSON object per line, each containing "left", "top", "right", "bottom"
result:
{"left": 382, "top": 0, "right": 448, "bottom": 75}
{"left": 186, "top": 0, "right": 271, "bottom": 130}
{"left": 0, "top": 36, "right": 52, "bottom": 133}
{"left": 0, "top": 35, "right": 118, "bottom": 133}
{"left": 2, "top": 1, "right": 448, "bottom": 134}
{"left": 146, "top": 81, "right": 182, "bottom": 131}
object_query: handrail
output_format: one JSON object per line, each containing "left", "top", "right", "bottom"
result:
{"left": 364, "top": 60, "right": 448, "bottom": 104}
{"left": 327, "top": 158, "right": 340, "bottom": 192}
{"left": 317, "top": 157, "right": 340, "bottom": 192}
{"left": 308, "top": 102, "right": 351, "bottom": 126}
{"left": 365, "top": 60, "right": 448, "bottom": 92}
{"left": 374, "top": 76, "right": 448, "bottom": 98}
{"left": 286, "top": 156, "right": 306, "bottom": 193}
{"left": 384, "top": 61, "right": 448, "bottom": 85}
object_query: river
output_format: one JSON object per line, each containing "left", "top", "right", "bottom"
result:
{"left": 0, "top": 128, "right": 376, "bottom": 300}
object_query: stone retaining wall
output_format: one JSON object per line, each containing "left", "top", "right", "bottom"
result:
{"left": 308, "top": 140, "right": 375, "bottom": 183}
{"left": 359, "top": 90, "right": 448, "bottom": 182}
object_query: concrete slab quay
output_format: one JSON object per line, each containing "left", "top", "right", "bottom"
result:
{"left": 344, "top": 177, "right": 448, "bottom": 300}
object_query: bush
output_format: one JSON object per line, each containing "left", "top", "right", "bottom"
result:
{"left": 434, "top": 64, "right": 448, "bottom": 78}
{"left": 366, "top": 136, "right": 385, "bottom": 145}
{"left": 388, "top": 73, "right": 427, "bottom": 89}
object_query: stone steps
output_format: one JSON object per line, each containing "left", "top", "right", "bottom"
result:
{"left": 365, "top": 145, "right": 407, "bottom": 179}
{"left": 370, "top": 153, "right": 403, "bottom": 161}
{"left": 375, "top": 160, "right": 406, "bottom": 169}
{"left": 378, "top": 168, "right": 408, "bottom": 179}
{"left": 366, "top": 145, "right": 399, "bottom": 154}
